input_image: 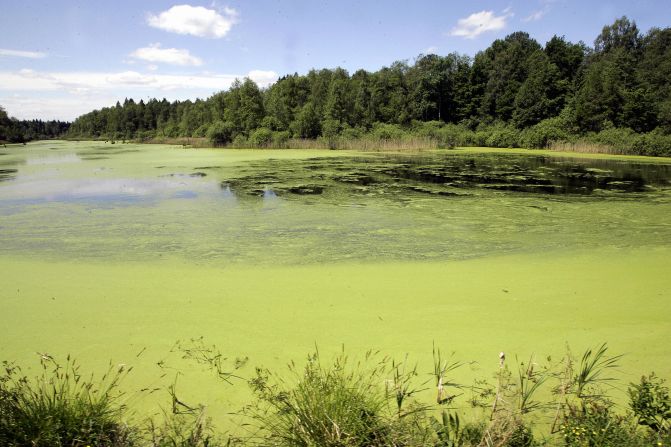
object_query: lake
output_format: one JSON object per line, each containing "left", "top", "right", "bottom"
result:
{"left": 1, "top": 141, "right": 670, "bottom": 419}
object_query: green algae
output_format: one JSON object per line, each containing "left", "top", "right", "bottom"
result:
{"left": 0, "top": 141, "right": 670, "bottom": 422}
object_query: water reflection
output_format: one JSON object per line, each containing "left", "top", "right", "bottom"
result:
{"left": 0, "top": 177, "right": 212, "bottom": 203}
{"left": 216, "top": 153, "right": 671, "bottom": 204}
{"left": 0, "top": 169, "right": 17, "bottom": 183}
{"left": 26, "top": 153, "right": 81, "bottom": 165}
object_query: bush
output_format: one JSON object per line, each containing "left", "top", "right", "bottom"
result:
{"left": 629, "top": 373, "right": 671, "bottom": 432}
{"left": 192, "top": 124, "right": 210, "bottom": 138}
{"left": 272, "top": 130, "right": 291, "bottom": 147}
{"left": 249, "top": 127, "right": 273, "bottom": 147}
{"left": 520, "top": 117, "right": 570, "bottom": 148}
{"left": 480, "top": 124, "right": 521, "bottom": 148}
{"left": 340, "top": 126, "right": 363, "bottom": 140}
{"left": 371, "top": 122, "right": 406, "bottom": 140}
{"left": 207, "top": 121, "right": 235, "bottom": 146}
{"left": 231, "top": 134, "right": 249, "bottom": 148}
{"left": 560, "top": 404, "right": 640, "bottom": 447}
{"left": 631, "top": 129, "right": 671, "bottom": 156}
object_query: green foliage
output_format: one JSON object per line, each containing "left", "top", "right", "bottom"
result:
{"left": 272, "top": 130, "right": 291, "bottom": 147}
{"left": 629, "top": 373, "right": 671, "bottom": 432}
{"left": 291, "top": 102, "right": 321, "bottom": 139}
{"left": 431, "top": 411, "right": 485, "bottom": 447}
{"left": 3, "top": 344, "right": 671, "bottom": 447}
{"left": 0, "top": 105, "right": 69, "bottom": 143}
{"left": 249, "top": 127, "right": 273, "bottom": 147}
{"left": 245, "top": 350, "right": 426, "bottom": 447}
{"left": 207, "top": 121, "right": 235, "bottom": 146}
{"left": 0, "top": 356, "right": 134, "bottom": 447}
{"left": 560, "top": 404, "right": 640, "bottom": 447}
{"left": 59, "top": 17, "right": 671, "bottom": 156}
{"left": 371, "top": 122, "right": 406, "bottom": 140}
{"left": 519, "top": 117, "right": 570, "bottom": 148}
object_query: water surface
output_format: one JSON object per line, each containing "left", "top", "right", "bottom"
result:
{"left": 1, "top": 141, "right": 670, "bottom": 419}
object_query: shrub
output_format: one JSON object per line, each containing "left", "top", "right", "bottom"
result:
{"left": 631, "top": 129, "right": 671, "bottom": 156}
{"left": 340, "top": 126, "right": 363, "bottom": 140}
{"left": 629, "top": 373, "right": 671, "bottom": 433}
{"left": 560, "top": 404, "right": 639, "bottom": 447}
{"left": 371, "top": 122, "right": 406, "bottom": 141}
{"left": 481, "top": 124, "right": 521, "bottom": 148}
{"left": 249, "top": 127, "right": 273, "bottom": 147}
{"left": 207, "top": 121, "right": 235, "bottom": 146}
{"left": 272, "top": 130, "right": 291, "bottom": 147}
{"left": 231, "top": 134, "right": 249, "bottom": 148}
{"left": 192, "top": 124, "right": 210, "bottom": 138}
{"left": 520, "top": 117, "right": 570, "bottom": 148}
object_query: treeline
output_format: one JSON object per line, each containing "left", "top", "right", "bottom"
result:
{"left": 0, "top": 106, "right": 70, "bottom": 144}
{"left": 67, "top": 17, "right": 671, "bottom": 155}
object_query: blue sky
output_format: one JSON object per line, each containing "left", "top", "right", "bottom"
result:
{"left": 1, "top": 0, "right": 669, "bottom": 120}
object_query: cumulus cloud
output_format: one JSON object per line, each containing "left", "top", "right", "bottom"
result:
{"left": 0, "top": 48, "right": 46, "bottom": 58}
{"left": 130, "top": 43, "right": 203, "bottom": 66}
{"left": 147, "top": 5, "right": 238, "bottom": 38}
{"left": 0, "top": 69, "right": 279, "bottom": 120}
{"left": 450, "top": 10, "right": 510, "bottom": 39}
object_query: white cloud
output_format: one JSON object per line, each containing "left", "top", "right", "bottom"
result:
{"left": 523, "top": 0, "right": 555, "bottom": 22}
{"left": 523, "top": 10, "right": 545, "bottom": 22}
{"left": 450, "top": 10, "right": 510, "bottom": 39}
{"left": 130, "top": 43, "right": 203, "bottom": 66}
{"left": 0, "top": 69, "right": 277, "bottom": 92}
{"left": 0, "top": 95, "right": 119, "bottom": 121}
{"left": 147, "top": 4, "right": 238, "bottom": 38}
{"left": 0, "top": 48, "right": 47, "bottom": 59}
{"left": 0, "top": 68, "right": 278, "bottom": 120}
{"left": 423, "top": 46, "right": 439, "bottom": 54}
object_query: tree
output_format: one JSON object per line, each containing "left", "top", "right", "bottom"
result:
{"left": 481, "top": 32, "right": 542, "bottom": 122}
{"left": 595, "top": 16, "right": 641, "bottom": 55}
{"left": 513, "top": 50, "right": 563, "bottom": 128}
{"left": 291, "top": 102, "right": 321, "bottom": 138}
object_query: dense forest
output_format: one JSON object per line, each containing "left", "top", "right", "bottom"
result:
{"left": 30, "top": 18, "right": 671, "bottom": 154}
{"left": 0, "top": 106, "right": 70, "bottom": 144}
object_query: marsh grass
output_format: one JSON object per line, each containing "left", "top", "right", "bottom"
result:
{"left": 2, "top": 343, "right": 669, "bottom": 447}
{"left": 0, "top": 355, "right": 134, "bottom": 447}
{"left": 242, "top": 349, "right": 433, "bottom": 446}
{"left": 548, "top": 141, "right": 629, "bottom": 155}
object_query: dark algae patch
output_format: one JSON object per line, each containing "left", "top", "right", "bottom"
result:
{"left": 216, "top": 152, "right": 671, "bottom": 202}
{"left": 0, "top": 169, "right": 17, "bottom": 182}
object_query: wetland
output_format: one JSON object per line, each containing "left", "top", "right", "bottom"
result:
{"left": 1, "top": 141, "right": 670, "bottom": 418}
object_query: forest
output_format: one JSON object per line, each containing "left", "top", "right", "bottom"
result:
{"left": 0, "top": 106, "right": 69, "bottom": 144}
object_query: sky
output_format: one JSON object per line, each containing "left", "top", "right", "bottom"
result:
{"left": 0, "top": 0, "right": 669, "bottom": 121}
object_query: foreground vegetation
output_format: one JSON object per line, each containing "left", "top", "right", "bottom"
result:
{"left": 2, "top": 343, "right": 670, "bottom": 446}
{"left": 59, "top": 16, "right": 671, "bottom": 156}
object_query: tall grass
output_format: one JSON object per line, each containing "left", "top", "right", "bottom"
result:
{"left": 0, "top": 355, "right": 134, "bottom": 447}
{"left": 2, "top": 343, "right": 670, "bottom": 446}
{"left": 242, "top": 349, "right": 430, "bottom": 446}
{"left": 548, "top": 141, "right": 628, "bottom": 155}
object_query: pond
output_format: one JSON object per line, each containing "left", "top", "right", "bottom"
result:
{"left": 1, "top": 141, "right": 670, "bottom": 417}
